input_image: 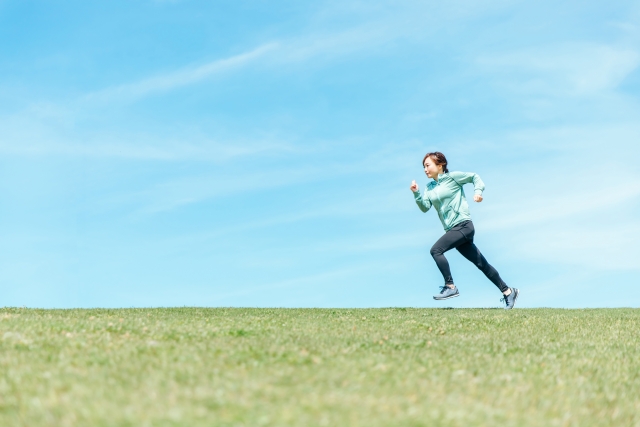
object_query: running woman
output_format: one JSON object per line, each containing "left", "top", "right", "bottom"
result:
{"left": 410, "top": 152, "right": 519, "bottom": 309}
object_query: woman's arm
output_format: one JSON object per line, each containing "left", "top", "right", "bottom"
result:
{"left": 410, "top": 180, "right": 432, "bottom": 213}
{"left": 449, "top": 171, "right": 485, "bottom": 197}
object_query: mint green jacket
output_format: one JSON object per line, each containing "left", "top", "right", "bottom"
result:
{"left": 412, "top": 171, "right": 485, "bottom": 231}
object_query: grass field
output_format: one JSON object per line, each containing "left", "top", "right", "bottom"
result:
{"left": 1, "top": 307, "right": 639, "bottom": 426}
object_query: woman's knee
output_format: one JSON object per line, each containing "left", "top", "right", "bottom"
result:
{"left": 430, "top": 245, "right": 444, "bottom": 257}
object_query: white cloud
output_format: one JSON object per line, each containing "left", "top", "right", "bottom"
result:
{"left": 84, "top": 43, "right": 280, "bottom": 103}
{"left": 0, "top": 116, "right": 296, "bottom": 161}
{"left": 0, "top": 18, "right": 418, "bottom": 159}
{"left": 481, "top": 179, "right": 640, "bottom": 231}
{"left": 478, "top": 43, "right": 640, "bottom": 96}
{"left": 78, "top": 1, "right": 536, "bottom": 106}
{"left": 499, "top": 221, "right": 640, "bottom": 271}
{"left": 82, "top": 23, "right": 403, "bottom": 105}
{"left": 117, "top": 142, "right": 418, "bottom": 215}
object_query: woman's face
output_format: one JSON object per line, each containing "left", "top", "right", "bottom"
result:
{"left": 424, "top": 156, "right": 443, "bottom": 179}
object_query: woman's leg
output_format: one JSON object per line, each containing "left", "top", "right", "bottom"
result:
{"left": 456, "top": 241, "right": 509, "bottom": 293}
{"left": 430, "top": 226, "right": 468, "bottom": 285}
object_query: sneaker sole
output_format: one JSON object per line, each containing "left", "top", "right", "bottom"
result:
{"left": 506, "top": 288, "right": 519, "bottom": 309}
{"left": 433, "top": 293, "right": 460, "bottom": 301}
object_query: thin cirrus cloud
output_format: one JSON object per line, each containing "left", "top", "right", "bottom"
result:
{"left": 0, "top": 23, "right": 405, "bottom": 160}
{"left": 0, "top": 113, "right": 296, "bottom": 161}
{"left": 477, "top": 43, "right": 640, "bottom": 95}
{"left": 481, "top": 180, "right": 640, "bottom": 231}
{"left": 123, "top": 142, "right": 417, "bottom": 216}
{"left": 500, "top": 222, "right": 640, "bottom": 271}
{"left": 83, "top": 42, "right": 280, "bottom": 103}
{"left": 81, "top": 23, "right": 401, "bottom": 106}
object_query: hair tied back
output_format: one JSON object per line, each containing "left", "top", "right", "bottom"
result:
{"left": 422, "top": 151, "right": 449, "bottom": 173}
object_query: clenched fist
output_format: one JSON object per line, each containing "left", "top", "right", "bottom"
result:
{"left": 410, "top": 180, "right": 419, "bottom": 192}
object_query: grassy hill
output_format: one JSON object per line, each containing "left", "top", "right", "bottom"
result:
{"left": 1, "top": 307, "right": 638, "bottom": 426}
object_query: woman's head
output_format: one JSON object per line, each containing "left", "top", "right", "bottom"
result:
{"left": 422, "top": 152, "right": 449, "bottom": 179}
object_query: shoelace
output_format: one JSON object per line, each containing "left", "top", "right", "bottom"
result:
{"left": 439, "top": 285, "right": 452, "bottom": 294}
{"left": 500, "top": 293, "right": 510, "bottom": 307}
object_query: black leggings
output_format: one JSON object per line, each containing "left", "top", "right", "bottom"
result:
{"left": 430, "top": 221, "right": 508, "bottom": 292}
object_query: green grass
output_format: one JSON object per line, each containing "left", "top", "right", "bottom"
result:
{"left": 1, "top": 307, "right": 639, "bottom": 426}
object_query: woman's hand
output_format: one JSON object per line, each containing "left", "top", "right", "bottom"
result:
{"left": 474, "top": 194, "right": 483, "bottom": 203}
{"left": 410, "top": 180, "right": 419, "bottom": 192}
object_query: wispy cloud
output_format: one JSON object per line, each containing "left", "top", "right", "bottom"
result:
{"left": 84, "top": 43, "right": 280, "bottom": 103}
{"left": 78, "top": 19, "right": 412, "bottom": 107}
{"left": 136, "top": 186, "right": 418, "bottom": 245}
{"left": 499, "top": 221, "right": 640, "bottom": 271}
{"left": 481, "top": 178, "right": 640, "bottom": 231}
{"left": 80, "top": 2, "right": 516, "bottom": 107}
{"left": 0, "top": 21, "right": 410, "bottom": 159}
{"left": 0, "top": 115, "right": 297, "bottom": 161}
{"left": 116, "top": 143, "right": 417, "bottom": 215}
{"left": 477, "top": 43, "right": 640, "bottom": 96}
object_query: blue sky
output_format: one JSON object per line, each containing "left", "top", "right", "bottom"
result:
{"left": 1, "top": 0, "right": 639, "bottom": 308}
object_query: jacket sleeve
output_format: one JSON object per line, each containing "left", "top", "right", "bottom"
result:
{"left": 413, "top": 190, "right": 432, "bottom": 213}
{"left": 449, "top": 171, "right": 485, "bottom": 195}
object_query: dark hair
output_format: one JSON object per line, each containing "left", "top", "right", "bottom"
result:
{"left": 422, "top": 151, "right": 449, "bottom": 173}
